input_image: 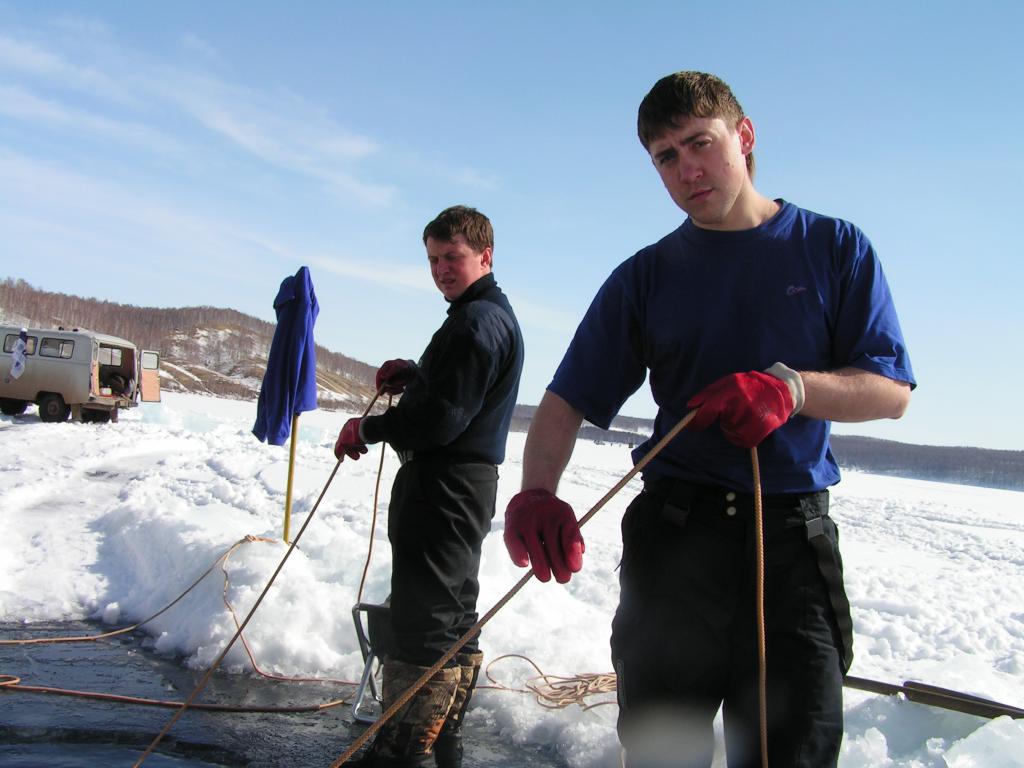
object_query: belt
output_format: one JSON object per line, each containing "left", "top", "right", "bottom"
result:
{"left": 642, "top": 476, "right": 822, "bottom": 525}
{"left": 395, "top": 448, "right": 492, "bottom": 467}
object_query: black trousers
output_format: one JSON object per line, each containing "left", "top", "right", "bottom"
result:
{"left": 387, "top": 457, "right": 497, "bottom": 667}
{"left": 611, "top": 479, "right": 847, "bottom": 768}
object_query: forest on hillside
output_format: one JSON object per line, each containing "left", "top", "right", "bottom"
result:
{"left": 4, "top": 277, "right": 1021, "bottom": 491}
{"left": 0, "top": 277, "right": 376, "bottom": 386}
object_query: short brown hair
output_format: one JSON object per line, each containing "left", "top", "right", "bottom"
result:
{"left": 637, "top": 71, "right": 754, "bottom": 176}
{"left": 422, "top": 205, "right": 494, "bottom": 252}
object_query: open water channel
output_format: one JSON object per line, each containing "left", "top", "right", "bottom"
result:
{"left": 0, "top": 621, "right": 568, "bottom": 767}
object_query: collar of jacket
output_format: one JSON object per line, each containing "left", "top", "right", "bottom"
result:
{"left": 446, "top": 272, "right": 496, "bottom": 315}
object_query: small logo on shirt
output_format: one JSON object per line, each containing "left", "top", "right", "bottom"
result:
{"left": 786, "top": 285, "right": 808, "bottom": 296}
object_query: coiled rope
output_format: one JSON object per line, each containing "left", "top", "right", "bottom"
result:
{"left": 480, "top": 654, "right": 617, "bottom": 711}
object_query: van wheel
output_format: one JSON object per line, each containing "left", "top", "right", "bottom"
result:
{"left": 0, "top": 398, "right": 28, "bottom": 416}
{"left": 38, "top": 394, "right": 70, "bottom": 423}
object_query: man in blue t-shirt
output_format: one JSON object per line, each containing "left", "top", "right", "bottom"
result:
{"left": 503, "top": 72, "right": 915, "bottom": 767}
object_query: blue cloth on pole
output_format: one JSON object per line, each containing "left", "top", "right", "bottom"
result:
{"left": 252, "top": 266, "right": 319, "bottom": 445}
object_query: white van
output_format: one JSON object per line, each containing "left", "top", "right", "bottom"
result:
{"left": 0, "top": 325, "right": 160, "bottom": 423}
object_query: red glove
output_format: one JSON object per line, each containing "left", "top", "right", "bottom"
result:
{"left": 687, "top": 371, "right": 795, "bottom": 448}
{"left": 334, "top": 418, "right": 368, "bottom": 461}
{"left": 375, "top": 359, "right": 417, "bottom": 395}
{"left": 504, "top": 489, "right": 585, "bottom": 584}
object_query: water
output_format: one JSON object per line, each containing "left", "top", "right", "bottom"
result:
{"left": 0, "top": 620, "right": 371, "bottom": 767}
{"left": 0, "top": 621, "right": 567, "bottom": 767}
{"left": 0, "top": 740, "right": 232, "bottom": 766}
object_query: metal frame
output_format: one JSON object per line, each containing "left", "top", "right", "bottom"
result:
{"left": 350, "top": 601, "right": 391, "bottom": 724}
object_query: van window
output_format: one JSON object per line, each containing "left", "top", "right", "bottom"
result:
{"left": 40, "top": 337, "right": 75, "bottom": 359}
{"left": 98, "top": 346, "right": 123, "bottom": 366}
{"left": 3, "top": 334, "right": 37, "bottom": 355}
{"left": 141, "top": 351, "right": 159, "bottom": 369}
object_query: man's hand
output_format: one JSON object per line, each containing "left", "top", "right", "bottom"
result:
{"left": 504, "top": 489, "right": 585, "bottom": 584}
{"left": 375, "top": 359, "right": 417, "bottom": 395}
{"left": 687, "top": 370, "right": 796, "bottom": 448}
{"left": 334, "top": 418, "right": 368, "bottom": 461}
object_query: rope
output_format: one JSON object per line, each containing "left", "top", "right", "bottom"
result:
{"left": 328, "top": 409, "right": 699, "bottom": 767}
{"left": 1, "top": 534, "right": 360, "bottom": 711}
{"left": 220, "top": 541, "right": 359, "bottom": 691}
{"left": 1, "top": 398, "right": 771, "bottom": 763}
{"left": 356, "top": 394, "right": 392, "bottom": 605}
{"left": 751, "top": 447, "right": 768, "bottom": 767}
{"left": 132, "top": 394, "right": 382, "bottom": 767}
{"left": 5, "top": 390, "right": 1015, "bottom": 767}
{"left": 481, "top": 654, "right": 617, "bottom": 711}
{"left": 0, "top": 536, "right": 253, "bottom": 647}
{"left": 0, "top": 677, "right": 348, "bottom": 713}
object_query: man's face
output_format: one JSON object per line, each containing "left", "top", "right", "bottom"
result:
{"left": 647, "top": 115, "right": 755, "bottom": 231}
{"left": 426, "top": 234, "right": 492, "bottom": 301}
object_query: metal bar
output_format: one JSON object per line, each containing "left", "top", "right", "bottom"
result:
{"left": 845, "top": 675, "right": 1024, "bottom": 720}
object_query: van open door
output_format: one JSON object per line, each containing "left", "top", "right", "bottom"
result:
{"left": 140, "top": 350, "right": 161, "bottom": 402}
{"left": 91, "top": 341, "right": 101, "bottom": 395}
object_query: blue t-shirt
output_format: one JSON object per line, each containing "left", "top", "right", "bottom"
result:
{"left": 549, "top": 201, "right": 916, "bottom": 494}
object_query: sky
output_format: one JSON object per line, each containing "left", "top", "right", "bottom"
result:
{"left": 2, "top": 392, "right": 1023, "bottom": 766}
{"left": 1, "top": 1, "right": 1023, "bottom": 450}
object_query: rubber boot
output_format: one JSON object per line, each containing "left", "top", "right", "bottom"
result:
{"left": 351, "top": 659, "right": 460, "bottom": 768}
{"left": 433, "top": 651, "right": 483, "bottom": 768}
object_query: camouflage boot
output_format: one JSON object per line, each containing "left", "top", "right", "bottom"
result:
{"left": 353, "top": 659, "right": 460, "bottom": 767}
{"left": 433, "top": 651, "right": 483, "bottom": 768}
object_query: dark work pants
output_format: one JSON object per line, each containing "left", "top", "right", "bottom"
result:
{"left": 387, "top": 457, "right": 497, "bottom": 667}
{"left": 611, "top": 480, "right": 846, "bottom": 768}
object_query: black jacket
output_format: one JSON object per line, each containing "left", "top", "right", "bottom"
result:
{"left": 361, "top": 273, "right": 523, "bottom": 465}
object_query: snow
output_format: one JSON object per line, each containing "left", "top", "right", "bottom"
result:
{"left": 2, "top": 391, "right": 1022, "bottom": 767}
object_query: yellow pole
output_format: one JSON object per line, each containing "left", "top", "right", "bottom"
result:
{"left": 283, "top": 414, "right": 299, "bottom": 542}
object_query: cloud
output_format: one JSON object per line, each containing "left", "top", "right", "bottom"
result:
{"left": 0, "top": 33, "right": 133, "bottom": 105}
{"left": 308, "top": 255, "right": 432, "bottom": 293}
{"left": 1, "top": 30, "right": 395, "bottom": 205}
{"left": 179, "top": 33, "right": 221, "bottom": 64}
{"left": 164, "top": 76, "right": 396, "bottom": 205}
{"left": 0, "top": 149, "right": 280, "bottom": 266}
{"left": 511, "top": 297, "right": 579, "bottom": 334}
{"left": 1, "top": 26, "right": 499, "bottom": 207}
{"left": 0, "top": 148, "right": 423, "bottom": 302}
{"left": 453, "top": 166, "right": 500, "bottom": 190}
{"left": 0, "top": 18, "right": 505, "bottom": 302}
{"left": 0, "top": 83, "right": 184, "bottom": 156}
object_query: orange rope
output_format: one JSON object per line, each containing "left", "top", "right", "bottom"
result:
{"left": 220, "top": 540, "right": 360, "bottom": 690}
{"left": 329, "top": 409, "right": 699, "bottom": 767}
{"left": 481, "top": 654, "right": 617, "bottom": 711}
{"left": 1, "top": 398, "right": 774, "bottom": 765}
{"left": 132, "top": 394, "right": 382, "bottom": 767}
{"left": 356, "top": 393, "right": 392, "bottom": 605}
{"left": 0, "top": 677, "right": 349, "bottom": 713}
{"left": 0, "top": 536, "right": 253, "bottom": 646}
{"left": 751, "top": 447, "right": 769, "bottom": 767}
{"left": 0, "top": 534, "right": 361, "bottom": 711}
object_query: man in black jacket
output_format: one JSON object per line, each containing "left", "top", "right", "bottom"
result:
{"left": 334, "top": 205, "right": 524, "bottom": 768}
